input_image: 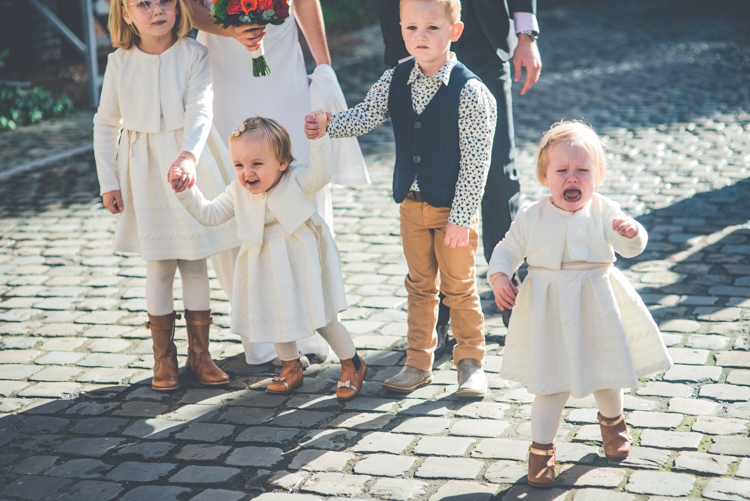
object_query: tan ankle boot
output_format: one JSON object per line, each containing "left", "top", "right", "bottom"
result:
{"left": 598, "top": 412, "right": 631, "bottom": 459}
{"left": 336, "top": 356, "right": 367, "bottom": 401}
{"left": 267, "top": 359, "right": 304, "bottom": 394}
{"left": 184, "top": 310, "right": 229, "bottom": 386}
{"left": 146, "top": 312, "right": 181, "bottom": 391}
{"left": 528, "top": 442, "right": 556, "bottom": 488}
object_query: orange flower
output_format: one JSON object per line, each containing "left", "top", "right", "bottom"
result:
{"left": 241, "top": 0, "right": 257, "bottom": 14}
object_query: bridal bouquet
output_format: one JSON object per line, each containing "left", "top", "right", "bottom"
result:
{"left": 209, "top": 0, "right": 291, "bottom": 76}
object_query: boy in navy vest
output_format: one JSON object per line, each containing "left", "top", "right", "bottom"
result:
{"left": 305, "top": 0, "right": 496, "bottom": 398}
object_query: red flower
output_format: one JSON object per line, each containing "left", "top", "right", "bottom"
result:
{"left": 226, "top": 0, "right": 243, "bottom": 15}
{"left": 257, "top": 0, "right": 273, "bottom": 10}
{"left": 273, "top": 0, "right": 289, "bottom": 19}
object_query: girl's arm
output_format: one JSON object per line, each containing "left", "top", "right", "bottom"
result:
{"left": 93, "top": 54, "right": 123, "bottom": 197}
{"left": 487, "top": 207, "right": 530, "bottom": 279}
{"left": 296, "top": 132, "right": 333, "bottom": 196}
{"left": 175, "top": 184, "right": 236, "bottom": 227}
{"left": 181, "top": 46, "right": 214, "bottom": 163}
{"left": 294, "top": 0, "right": 331, "bottom": 66}
{"left": 603, "top": 203, "right": 648, "bottom": 258}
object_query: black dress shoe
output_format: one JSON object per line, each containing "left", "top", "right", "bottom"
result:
{"left": 434, "top": 323, "right": 450, "bottom": 357}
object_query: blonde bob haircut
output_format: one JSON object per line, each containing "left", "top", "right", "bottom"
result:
{"left": 109, "top": 0, "right": 193, "bottom": 50}
{"left": 537, "top": 120, "right": 607, "bottom": 188}
{"left": 400, "top": 0, "right": 461, "bottom": 24}
{"left": 229, "top": 116, "right": 296, "bottom": 168}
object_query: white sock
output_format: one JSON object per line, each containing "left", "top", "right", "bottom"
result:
{"left": 274, "top": 341, "right": 299, "bottom": 361}
{"left": 177, "top": 259, "right": 210, "bottom": 311}
{"left": 531, "top": 392, "right": 570, "bottom": 444}
{"left": 146, "top": 260, "right": 178, "bottom": 316}
{"left": 593, "top": 388, "right": 624, "bottom": 418}
{"left": 317, "top": 319, "right": 356, "bottom": 360}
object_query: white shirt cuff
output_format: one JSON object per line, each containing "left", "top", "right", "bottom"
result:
{"left": 513, "top": 12, "right": 539, "bottom": 34}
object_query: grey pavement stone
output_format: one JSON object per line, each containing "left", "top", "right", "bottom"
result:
{"left": 69, "top": 417, "right": 129, "bottom": 435}
{"left": 709, "top": 436, "right": 750, "bottom": 456}
{"left": 573, "top": 489, "right": 635, "bottom": 501}
{"left": 354, "top": 453, "right": 416, "bottom": 476}
{"left": 76, "top": 368, "right": 138, "bottom": 384}
{"left": 687, "top": 334, "right": 730, "bottom": 350}
{"left": 351, "top": 431, "right": 414, "bottom": 454}
{"left": 121, "top": 486, "right": 192, "bottom": 501}
{"left": 556, "top": 465, "right": 626, "bottom": 487}
{"left": 728, "top": 370, "right": 750, "bottom": 386}
{"left": 639, "top": 429, "right": 703, "bottom": 450}
{"left": 29, "top": 366, "right": 84, "bottom": 381}
{"left": 117, "top": 441, "right": 176, "bottom": 459}
{"left": 450, "top": 419, "right": 511, "bottom": 437}
{"left": 413, "top": 436, "right": 476, "bottom": 456}
{"left": 106, "top": 461, "right": 177, "bottom": 482}
{"left": 14, "top": 415, "right": 69, "bottom": 433}
{"left": 471, "top": 438, "right": 529, "bottom": 460}
{"left": 235, "top": 425, "right": 301, "bottom": 444}
{"left": 503, "top": 485, "right": 567, "bottom": 500}
{"left": 299, "top": 428, "right": 358, "bottom": 451}
{"left": 664, "top": 364, "right": 723, "bottom": 383}
{"left": 266, "top": 469, "right": 310, "bottom": 490}
{"left": 65, "top": 401, "right": 120, "bottom": 415}
{"left": 270, "top": 409, "right": 333, "bottom": 428}
{"left": 55, "top": 437, "right": 125, "bottom": 457}
{"left": 626, "top": 470, "right": 696, "bottom": 496}
{"left": 288, "top": 449, "right": 355, "bottom": 472}
{"left": 219, "top": 407, "right": 274, "bottom": 425}
{"left": 728, "top": 402, "right": 750, "bottom": 419}
{"left": 301, "top": 472, "right": 371, "bottom": 496}
{"left": 715, "top": 352, "right": 750, "bottom": 368}
{"left": 114, "top": 400, "right": 169, "bottom": 417}
{"left": 737, "top": 458, "right": 750, "bottom": 479}
{"left": 392, "top": 416, "right": 451, "bottom": 435}
{"left": 673, "top": 451, "right": 737, "bottom": 475}
{"left": 77, "top": 353, "right": 137, "bottom": 368}
{"left": 0, "top": 349, "right": 41, "bottom": 363}
{"left": 57, "top": 480, "right": 124, "bottom": 501}
{"left": 415, "top": 457, "right": 484, "bottom": 479}
{"left": 668, "top": 397, "right": 722, "bottom": 416}
{"left": 566, "top": 408, "right": 598, "bottom": 424}
{"left": 175, "top": 445, "right": 231, "bottom": 461}
{"left": 225, "top": 446, "right": 284, "bottom": 467}
{"left": 637, "top": 381, "right": 692, "bottom": 397}
{"left": 428, "top": 480, "right": 499, "bottom": 500}
{"left": 627, "top": 410, "right": 684, "bottom": 429}
{"left": 123, "top": 419, "right": 184, "bottom": 439}
{"left": 1, "top": 475, "right": 72, "bottom": 500}
{"left": 369, "top": 478, "right": 429, "bottom": 501}
{"left": 330, "top": 411, "right": 397, "bottom": 430}
{"left": 483, "top": 460, "right": 527, "bottom": 484}
{"left": 556, "top": 443, "right": 600, "bottom": 464}
{"left": 701, "top": 383, "right": 750, "bottom": 402}
{"left": 168, "top": 465, "right": 240, "bottom": 484}
{"left": 692, "top": 416, "right": 750, "bottom": 435}
{"left": 702, "top": 478, "right": 750, "bottom": 500}
{"left": 454, "top": 401, "right": 510, "bottom": 419}
{"left": 13, "top": 455, "right": 59, "bottom": 474}
{"left": 33, "top": 351, "right": 85, "bottom": 365}
{"left": 612, "top": 446, "right": 671, "bottom": 470}
{"left": 398, "top": 398, "right": 453, "bottom": 416}
{"left": 189, "top": 488, "right": 246, "bottom": 501}
{"left": 224, "top": 389, "right": 288, "bottom": 408}
{"left": 344, "top": 396, "right": 397, "bottom": 412}
{"left": 174, "top": 423, "right": 235, "bottom": 442}
{"left": 0, "top": 363, "right": 43, "bottom": 379}
{"left": 45, "top": 458, "right": 113, "bottom": 479}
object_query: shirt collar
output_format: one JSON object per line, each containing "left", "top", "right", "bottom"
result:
{"left": 407, "top": 53, "right": 457, "bottom": 86}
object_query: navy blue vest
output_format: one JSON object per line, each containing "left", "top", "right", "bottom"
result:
{"left": 388, "top": 59, "right": 478, "bottom": 207}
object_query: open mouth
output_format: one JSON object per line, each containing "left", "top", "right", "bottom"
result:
{"left": 245, "top": 179, "right": 260, "bottom": 186}
{"left": 153, "top": 20, "right": 166, "bottom": 26}
{"left": 563, "top": 189, "right": 581, "bottom": 202}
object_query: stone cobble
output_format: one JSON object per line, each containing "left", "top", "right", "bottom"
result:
{"left": 1, "top": 0, "right": 750, "bottom": 499}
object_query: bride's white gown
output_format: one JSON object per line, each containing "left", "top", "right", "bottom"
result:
{"left": 198, "top": 0, "right": 331, "bottom": 364}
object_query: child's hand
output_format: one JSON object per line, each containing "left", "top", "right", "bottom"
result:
{"left": 491, "top": 272, "right": 518, "bottom": 311}
{"left": 168, "top": 153, "right": 196, "bottom": 192}
{"left": 305, "top": 109, "right": 331, "bottom": 140}
{"left": 444, "top": 222, "right": 469, "bottom": 248}
{"left": 613, "top": 218, "right": 638, "bottom": 239}
{"left": 102, "top": 190, "right": 123, "bottom": 214}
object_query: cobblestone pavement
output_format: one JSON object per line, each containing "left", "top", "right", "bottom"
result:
{"left": 1, "top": 1, "right": 750, "bottom": 499}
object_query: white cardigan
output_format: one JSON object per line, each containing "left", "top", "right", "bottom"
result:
{"left": 488, "top": 193, "right": 648, "bottom": 278}
{"left": 93, "top": 37, "right": 213, "bottom": 194}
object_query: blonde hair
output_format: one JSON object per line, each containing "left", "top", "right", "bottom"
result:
{"left": 109, "top": 0, "right": 193, "bottom": 50}
{"left": 229, "top": 116, "right": 295, "bottom": 167}
{"left": 537, "top": 120, "right": 607, "bottom": 187}
{"left": 400, "top": 0, "right": 461, "bottom": 24}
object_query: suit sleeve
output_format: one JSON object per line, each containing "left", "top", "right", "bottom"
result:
{"left": 509, "top": 0, "right": 536, "bottom": 15}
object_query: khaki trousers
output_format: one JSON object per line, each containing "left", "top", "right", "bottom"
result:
{"left": 399, "top": 198, "right": 485, "bottom": 371}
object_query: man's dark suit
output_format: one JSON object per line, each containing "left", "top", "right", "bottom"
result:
{"left": 376, "top": 0, "right": 536, "bottom": 266}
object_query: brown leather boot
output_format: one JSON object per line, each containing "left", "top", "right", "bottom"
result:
{"left": 184, "top": 310, "right": 229, "bottom": 386}
{"left": 528, "top": 442, "right": 556, "bottom": 488}
{"left": 336, "top": 356, "right": 367, "bottom": 401}
{"left": 267, "top": 359, "right": 304, "bottom": 394}
{"left": 146, "top": 311, "right": 181, "bottom": 391}
{"left": 598, "top": 412, "right": 631, "bottom": 459}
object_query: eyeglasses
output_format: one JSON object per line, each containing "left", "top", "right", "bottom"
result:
{"left": 124, "top": 0, "right": 177, "bottom": 17}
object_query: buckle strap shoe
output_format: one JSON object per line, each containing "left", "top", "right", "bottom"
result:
{"left": 382, "top": 365, "right": 433, "bottom": 393}
{"left": 434, "top": 323, "right": 450, "bottom": 358}
{"left": 598, "top": 412, "right": 631, "bottom": 459}
{"left": 528, "top": 442, "right": 556, "bottom": 488}
{"left": 146, "top": 311, "right": 181, "bottom": 391}
{"left": 336, "top": 357, "right": 368, "bottom": 401}
{"left": 184, "top": 309, "right": 229, "bottom": 386}
{"left": 456, "top": 358, "right": 487, "bottom": 398}
{"left": 267, "top": 358, "right": 304, "bottom": 394}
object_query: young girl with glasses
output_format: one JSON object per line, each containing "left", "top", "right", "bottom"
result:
{"left": 94, "top": 0, "right": 240, "bottom": 391}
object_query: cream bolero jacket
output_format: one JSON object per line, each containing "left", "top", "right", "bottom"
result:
{"left": 93, "top": 37, "right": 213, "bottom": 194}
{"left": 488, "top": 193, "right": 648, "bottom": 278}
{"left": 176, "top": 137, "right": 332, "bottom": 243}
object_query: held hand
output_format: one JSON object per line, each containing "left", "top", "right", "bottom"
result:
{"left": 444, "top": 222, "right": 469, "bottom": 248}
{"left": 513, "top": 35, "right": 542, "bottom": 96}
{"left": 491, "top": 272, "right": 518, "bottom": 311}
{"left": 168, "top": 154, "right": 196, "bottom": 193}
{"left": 102, "top": 190, "right": 124, "bottom": 214}
{"left": 612, "top": 218, "right": 638, "bottom": 239}
{"left": 230, "top": 24, "right": 267, "bottom": 51}
{"left": 304, "top": 109, "right": 331, "bottom": 140}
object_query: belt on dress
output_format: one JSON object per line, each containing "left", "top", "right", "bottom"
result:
{"left": 406, "top": 190, "right": 425, "bottom": 202}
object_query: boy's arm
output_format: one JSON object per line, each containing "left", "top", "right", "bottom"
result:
{"left": 175, "top": 184, "right": 236, "bottom": 227}
{"left": 324, "top": 69, "right": 394, "bottom": 138}
{"left": 449, "top": 80, "right": 497, "bottom": 228}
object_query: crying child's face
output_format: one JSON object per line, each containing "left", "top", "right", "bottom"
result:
{"left": 544, "top": 142, "right": 599, "bottom": 213}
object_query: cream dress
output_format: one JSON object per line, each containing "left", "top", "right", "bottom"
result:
{"left": 488, "top": 194, "right": 673, "bottom": 398}
{"left": 176, "top": 137, "right": 347, "bottom": 343}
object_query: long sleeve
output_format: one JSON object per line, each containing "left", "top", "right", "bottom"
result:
{"left": 296, "top": 134, "right": 333, "bottom": 197}
{"left": 606, "top": 211, "right": 648, "bottom": 258}
{"left": 175, "top": 184, "right": 236, "bottom": 227}
{"left": 93, "top": 53, "right": 123, "bottom": 195}
{"left": 449, "top": 79, "right": 497, "bottom": 227}
{"left": 327, "top": 69, "right": 393, "bottom": 138}
{"left": 181, "top": 45, "right": 214, "bottom": 162}
{"left": 487, "top": 208, "right": 530, "bottom": 279}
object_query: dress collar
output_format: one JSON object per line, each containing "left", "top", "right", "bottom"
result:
{"left": 407, "top": 53, "right": 457, "bottom": 87}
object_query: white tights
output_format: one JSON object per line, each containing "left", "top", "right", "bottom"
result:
{"left": 275, "top": 319, "right": 356, "bottom": 361}
{"left": 531, "top": 389, "right": 624, "bottom": 444}
{"left": 145, "top": 259, "right": 210, "bottom": 316}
